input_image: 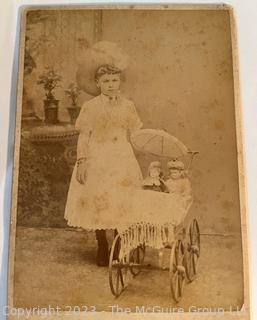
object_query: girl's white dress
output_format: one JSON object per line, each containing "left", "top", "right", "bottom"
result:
{"left": 64, "top": 94, "right": 143, "bottom": 230}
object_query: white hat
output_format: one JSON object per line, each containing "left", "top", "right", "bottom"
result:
{"left": 149, "top": 161, "right": 161, "bottom": 169}
{"left": 167, "top": 160, "right": 185, "bottom": 170}
{"left": 76, "top": 41, "right": 129, "bottom": 96}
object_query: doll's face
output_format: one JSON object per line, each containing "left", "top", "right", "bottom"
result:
{"left": 149, "top": 167, "right": 161, "bottom": 178}
{"left": 96, "top": 73, "right": 121, "bottom": 96}
{"left": 169, "top": 169, "right": 182, "bottom": 179}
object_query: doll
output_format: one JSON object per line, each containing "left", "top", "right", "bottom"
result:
{"left": 165, "top": 159, "right": 192, "bottom": 208}
{"left": 142, "top": 161, "right": 168, "bottom": 192}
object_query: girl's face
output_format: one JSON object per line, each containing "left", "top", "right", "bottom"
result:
{"left": 169, "top": 169, "right": 182, "bottom": 179}
{"left": 149, "top": 167, "right": 161, "bottom": 178}
{"left": 96, "top": 73, "right": 121, "bottom": 96}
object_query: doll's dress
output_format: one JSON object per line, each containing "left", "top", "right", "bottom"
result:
{"left": 165, "top": 177, "right": 192, "bottom": 210}
{"left": 142, "top": 176, "right": 168, "bottom": 192}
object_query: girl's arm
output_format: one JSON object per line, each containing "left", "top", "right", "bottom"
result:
{"left": 76, "top": 131, "right": 92, "bottom": 160}
{"left": 75, "top": 102, "right": 93, "bottom": 158}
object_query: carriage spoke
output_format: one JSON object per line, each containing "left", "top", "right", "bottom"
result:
{"left": 130, "top": 245, "right": 145, "bottom": 276}
{"left": 178, "top": 273, "right": 182, "bottom": 297}
{"left": 187, "top": 252, "right": 192, "bottom": 273}
{"left": 193, "top": 253, "right": 198, "bottom": 274}
{"left": 173, "top": 271, "right": 179, "bottom": 299}
{"left": 115, "top": 270, "right": 121, "bottom": 293}
{"left": 189, "top": 252, "right": 194, "bottom": 274}
{"left": 136, "top": 248, "right": 140, "bottom": 262}
{"left": 178, "top": 274, "right": 185, "bottom": 297}
{"left": 120, "top": 267, "right": 125, "bottom": 287}
{"left": 123, "top": 266, "right": 131, "bottom": 286}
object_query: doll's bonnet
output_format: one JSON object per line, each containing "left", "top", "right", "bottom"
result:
{"left": 167, "top": 159, "right": 185, "bottom": 170}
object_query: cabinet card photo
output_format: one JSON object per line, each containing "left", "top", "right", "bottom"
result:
{"left": 7, "top": 5, "right": 250, "bottom": 320}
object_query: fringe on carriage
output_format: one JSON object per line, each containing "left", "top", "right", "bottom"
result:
{"left": 118, "top": 222, "right": 175, "bottom": 261}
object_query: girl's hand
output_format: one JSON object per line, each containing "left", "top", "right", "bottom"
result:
{"left": 76, "top": 158, "right": 87, "bottom": 184}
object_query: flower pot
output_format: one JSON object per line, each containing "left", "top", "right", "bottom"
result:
{"left": 44, "top": 99, "right": 59, "bottom": 124}
{"left": 67, "top": 106, "right": 81, "bottom": 124}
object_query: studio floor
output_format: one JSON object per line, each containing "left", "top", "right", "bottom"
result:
{"left": 13, "top": 226, "right": 244, "bottom": 312}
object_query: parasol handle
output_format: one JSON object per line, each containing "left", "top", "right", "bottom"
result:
{"left": 186, "top": 151, "right": 199, "bottom": 171}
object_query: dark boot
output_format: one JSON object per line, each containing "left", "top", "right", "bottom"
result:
{"left": 95, "top": 229, "right": 109, "bottom": 266}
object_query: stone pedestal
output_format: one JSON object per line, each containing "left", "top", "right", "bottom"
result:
{"left": 27, "top": 123, "right": 79, "bottom": 171}
{"left": 18, "top": 123, "right": 79, "bottom": 228}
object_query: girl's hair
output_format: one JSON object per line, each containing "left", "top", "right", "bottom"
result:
{"left": 95, "top": 64, "right": 121, "bottom": 80}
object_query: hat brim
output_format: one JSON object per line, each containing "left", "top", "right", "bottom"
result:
{"left": 168, "top": 167, "right": 184, "bottom": 170}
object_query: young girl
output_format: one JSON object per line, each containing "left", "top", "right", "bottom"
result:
{"left": 64, "top": 42, "right": 143, "bottom": 266}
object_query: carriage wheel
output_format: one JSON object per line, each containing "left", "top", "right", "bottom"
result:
{"left": 109, "top": 234, "right": 130, "bottom": 297}
{"left": 129, "top": 244, "right": 145, "bottom": 276}
{"left": 185, "top": 219, "right": 200, "bottom": 282}
{"left": 169, "top": 239, "right": 186, "bottom": 303}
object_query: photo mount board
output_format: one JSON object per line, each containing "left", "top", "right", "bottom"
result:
{"left": 6, "top": 4, "right": 250, "bottom": 320}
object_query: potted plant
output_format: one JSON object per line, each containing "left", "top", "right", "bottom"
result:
{"left": 64, "top": 83, "right": 81, "bottom": 124}
{"left": 37, "top": 66, "right": 62, "bottom": 124}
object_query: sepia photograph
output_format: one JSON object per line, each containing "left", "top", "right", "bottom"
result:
{"left": 6, "top": 5, "right": 250, "bottom": 319}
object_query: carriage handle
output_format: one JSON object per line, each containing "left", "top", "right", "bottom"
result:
{"left": 186, "top": 151, "right": 199, "bottom": 171}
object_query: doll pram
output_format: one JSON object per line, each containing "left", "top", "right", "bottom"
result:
{"left": 108, "top": 129, "right": 200, "bottom": 302}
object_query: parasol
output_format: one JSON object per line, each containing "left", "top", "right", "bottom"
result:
{"left": 130, "top": 129, "right": 190, "bottom": 159}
